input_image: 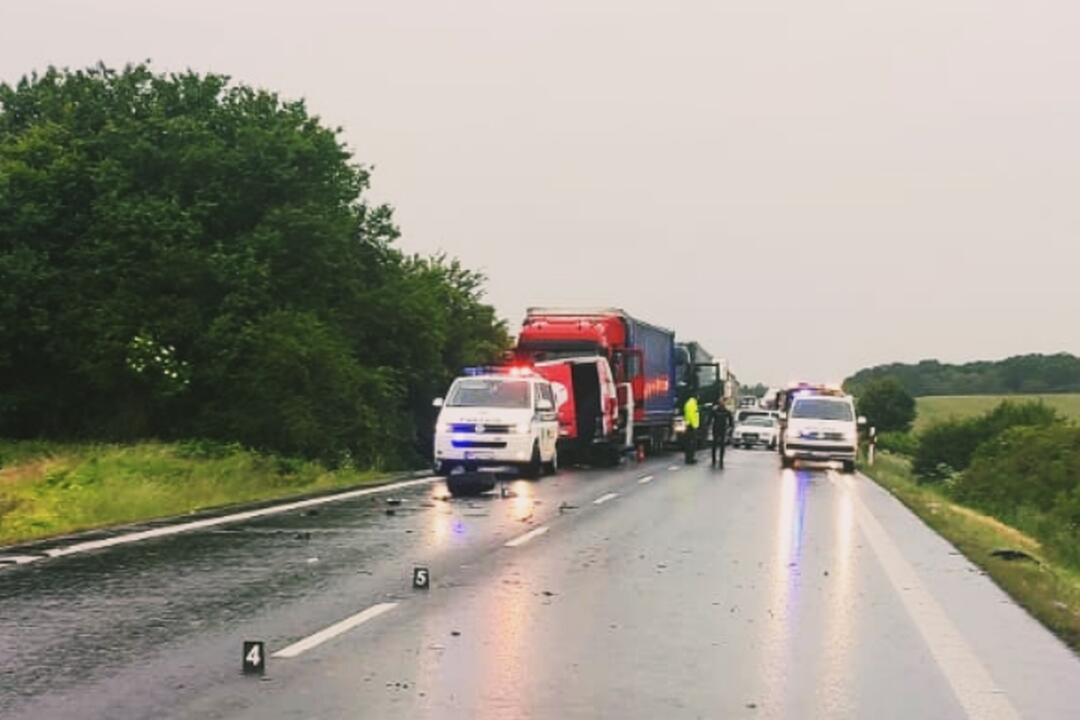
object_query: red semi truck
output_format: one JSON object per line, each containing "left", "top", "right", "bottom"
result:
{"left": 515, "top": 307, "right": 678, "bottom": 454}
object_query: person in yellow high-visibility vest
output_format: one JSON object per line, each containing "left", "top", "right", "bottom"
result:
{"left": 683, "top": 396, "right": 700, "bottom": 464}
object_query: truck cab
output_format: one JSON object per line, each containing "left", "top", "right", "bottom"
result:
{"left": 433, "top": 372, "right": 559, "bottom": 478}
{"left": 515, "top": 308, "right": 676, "bottom": 452}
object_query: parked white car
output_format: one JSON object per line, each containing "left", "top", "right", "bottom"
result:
{"left": 433, "top": 372, "right": 559, "bottom": 478}
{"left": 780, "top": 394, "right": 865, "bottom": 473}
{"left": 732, "top": 415, "right": 778, "bottom": 450}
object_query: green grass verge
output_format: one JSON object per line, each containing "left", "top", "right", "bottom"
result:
{"left": 0, "top": 440, "right": 390, "bottom": 547}
{"left": 915, "top": 394, "right": 1080, "bottom": 433}
{"left": 861, "top": 452, "right": 1080, "bottom": 652}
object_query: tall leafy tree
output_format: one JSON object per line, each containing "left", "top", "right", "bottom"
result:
{"left": 0, "top": 63, "right": 507, "bottom": 464}
{"left": 855, "top": 377, "right": 916, "bottom": 433}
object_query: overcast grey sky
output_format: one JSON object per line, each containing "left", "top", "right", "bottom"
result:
{"left": 4, "top": 1, "right": 1078, "bottom": 385}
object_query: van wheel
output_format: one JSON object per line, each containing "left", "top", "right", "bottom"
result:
{"left": 447, "top": 472, "right": 496, "bottom": 496}
{"left": 781, "top": 455, "right": 794, "bottom": 469}
{"left": 522, "top": 442, "right": 542, "bottom": 479}
{"left": 841, "top": 460, "right": 856, "bottom": 474}
{"left": 543, "top": 447, "right": 559, "bottom": 475}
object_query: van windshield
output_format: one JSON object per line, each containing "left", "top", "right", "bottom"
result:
{"left": 447, "top": 379, "right": 531, "bottom": 408}
{"left": 791, "top": 398, "right": 853, "bottom": 421}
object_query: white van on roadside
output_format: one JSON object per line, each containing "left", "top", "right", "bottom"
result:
{"left": 433, "top": 371, "right": 559, "bottom": 478}
{"left": 780, "top": 394, "right": 865, "bottom": 473}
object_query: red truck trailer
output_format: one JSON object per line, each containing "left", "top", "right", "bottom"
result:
{"left": 515, "top": 307, "right": 677, "bottom": 453}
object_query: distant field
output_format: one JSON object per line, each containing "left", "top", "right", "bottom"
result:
{"left": 914, "top": 394, "right": 1080, "bottom": 432}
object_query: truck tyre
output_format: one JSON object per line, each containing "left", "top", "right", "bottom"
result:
{"left": 592, "top": 444, "right": 620, "bottom": 468}
{"left": 522, "top": 442, "right": 542, "bottom": 479}
{"left": 543, "top": 447, "right": 559, "bottom": 476}
{"left": 841, "top": 460, "right": 856, "bottom": 474}
{"left": 781, "top": 454, "right": 794, "bottom": 469}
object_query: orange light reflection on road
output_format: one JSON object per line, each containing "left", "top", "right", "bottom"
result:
{"left": 509, "top": 480, "right": 533, "bottom": 521}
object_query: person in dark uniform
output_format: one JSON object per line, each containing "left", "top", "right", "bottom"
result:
{"left": 710, "top": 403, "right": 732, "bottom": 468}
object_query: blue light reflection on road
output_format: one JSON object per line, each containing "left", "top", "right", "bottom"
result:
{"left": 759, "top": 467, "right": 813, "bottom": 713}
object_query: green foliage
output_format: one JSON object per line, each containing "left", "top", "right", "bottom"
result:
{"left": 855, "top": 376, "right": 916, "bottom": 433}
{"left": 0, "top": 63, "right": 508, "bottom": 464}
{"left": 876, "top": 430, "right": 918, "bottom": 456}
{"left": 913, "top": 400, "right": 1061, "bottom": 482}
{"left": 844, "top": 353, "right": 1080, "bottom": 397}
{"left": 740, "top": 383, "right": 768, "bottom": 399}
{"left": 956, "top": 425, "right": 1080, "bottom": 568}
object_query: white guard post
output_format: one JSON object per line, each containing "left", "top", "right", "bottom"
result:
{"left": 619, "top": 382, "right": 634, "bottom": 449}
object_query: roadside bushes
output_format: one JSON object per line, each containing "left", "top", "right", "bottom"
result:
{"left": 956, "top": 425, "right": 1080, "bottom": 567}
{"left": 913, "top": 401, "right": 1060, "bottom": 481}
{"left": 876, "top": 431, "right": 918, "bottom": 456}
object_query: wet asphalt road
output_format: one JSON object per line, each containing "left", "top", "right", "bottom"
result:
{"left": 2, "top": 450, "right": 1079, "bottom": 719}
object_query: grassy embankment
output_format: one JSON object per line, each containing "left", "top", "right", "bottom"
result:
{"left": 862, "top": 451, "right": 1080, "bottom": 652}
{"left": 914, "top": 393, "right": 1080, "bottom": 433}
{"left": 0, "top": 440, "right": 387, "bottom": 547}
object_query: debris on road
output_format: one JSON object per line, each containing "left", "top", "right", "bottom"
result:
{"left": 450, "top": 630, "right": 461, "bottom": 637}
{"left": 558, "top": 501, "right": 578, "bottom": 513}
{"left": 386, "top": 498, "right": 403, "bottom": 506}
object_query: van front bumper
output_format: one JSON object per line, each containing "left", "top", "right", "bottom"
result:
{"left": 434, "top": 433, "right": 535, "bottom": 465}
{"left": 784, "top": 442, "right": 856, "bottom": 461}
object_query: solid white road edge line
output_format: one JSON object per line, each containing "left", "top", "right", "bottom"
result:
{"left": 832, "top": 471, "right": 1020, "bottom": 720}
{"left": 272, "top": 602, "right": 398, "bottom": 659}
{"left": 42, "top": 476, "right": 439, "bottom": 559}
{"left": 638, "top": 475, "right": 654, "bottom": 484}
{"left": 593, "top": 492, "right": 619, "bottom": 505}
{"left": 504, "top": 525, "right": 549, "bottom": 547}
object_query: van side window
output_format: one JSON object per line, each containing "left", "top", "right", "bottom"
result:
{"left": 538, "top": 383, "right": 554, "bottom": 407}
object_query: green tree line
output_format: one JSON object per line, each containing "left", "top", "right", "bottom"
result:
{"left": 844, "top": 353, "right": 1080, "bottom": 397}
{"left": 0, "top": 63, "right": 508, "bottom": 466}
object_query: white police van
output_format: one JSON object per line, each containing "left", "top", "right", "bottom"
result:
{"left": 780, "top": 393, "right": 865, "bottom": 473}
{"left": 433, "top": 370, "right": 559, "bottom": 478}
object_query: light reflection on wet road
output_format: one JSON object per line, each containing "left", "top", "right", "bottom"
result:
{"left": 2, "top": 451, "right": 1079, "bottom": 719}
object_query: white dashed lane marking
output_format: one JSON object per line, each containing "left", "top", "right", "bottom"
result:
{"left": 505, "top": 526, "right": 550, "bottom": 547}
{"left": 272, "top": 602, "right": 398, "bottom": 659}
